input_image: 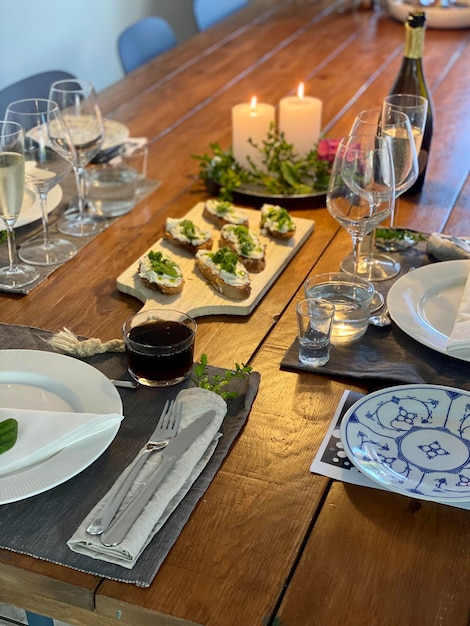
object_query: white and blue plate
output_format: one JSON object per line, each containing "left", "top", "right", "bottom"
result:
{"left": 340, "top": 384, "right": 470, "bottom": 502}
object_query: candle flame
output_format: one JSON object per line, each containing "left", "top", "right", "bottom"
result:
{"left": 250, "top": 96, "right": 257, "bottom": 110}
{"left": 297, "top": 83, "right": 305, "bottom": 100}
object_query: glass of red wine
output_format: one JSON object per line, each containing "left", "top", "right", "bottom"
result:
{"left": 123, "top": 309, "right": 197, "bottom": 387}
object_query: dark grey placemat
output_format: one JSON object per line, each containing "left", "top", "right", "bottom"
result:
{"left": 281, "top": 241, "right": 470, "bottom": 391}
{"left": 0, "top": 323, "right": 260, "bottom": 587}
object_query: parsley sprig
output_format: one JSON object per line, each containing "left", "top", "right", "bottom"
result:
{"left": 192, "top": 123, "right": 333, "bottom": 201}
{"left": 193, "top": 353, "right": 252, "bottom": 400}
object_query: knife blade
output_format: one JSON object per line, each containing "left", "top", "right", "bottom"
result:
{"left": 100, "top": 410, "right": 216, "bottom": 547}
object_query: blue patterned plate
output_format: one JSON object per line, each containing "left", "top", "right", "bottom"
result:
{"left": 340, "top": 384, "right": 470, "bottom": 502}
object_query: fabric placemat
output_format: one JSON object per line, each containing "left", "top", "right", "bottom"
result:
{"left": 281, "top": 240, "right": 470, "bottom": 391}
{"left": 311, "top": 390, "right": 470, "bottom": 511}
{"left": 0, "top": 323, "right": 260, "bottom": 587}
{"left": 0, "top": 175, "right": 161, "bottom": 295}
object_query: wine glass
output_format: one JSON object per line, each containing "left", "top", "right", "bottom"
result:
{"left": 0, "top": 121, "right": 39, "bottom": 289}
{"left": 376, "top": 93, "right": 427, "bottom": 251}
{"left": 5, "top": 99, "right": 77, "bottom": 265}
{"left": 48, "top": 78, "right": 106, "bottom": 237}
{"left": 327, "top": 134, "right": 395, "bottom": 280}
{"left": 341, "top": 107, "right": 418, "bottom": 281}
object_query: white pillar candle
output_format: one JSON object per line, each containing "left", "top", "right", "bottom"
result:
{"left": 232, "top": 97, "right": 275, "bottom": 170}
{"left": 279, "top": 83, "right": 322, "bottom": 157}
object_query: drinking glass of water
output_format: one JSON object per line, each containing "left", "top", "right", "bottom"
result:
{"left": 296, "top": 298, "right": 335, "bottom": 367}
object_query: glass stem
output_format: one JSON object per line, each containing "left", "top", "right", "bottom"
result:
{"left": 38, "top": 191, "right": 51, "bottom": 248}
{"left": 390, "top": 199, "right": 398, "bottom": 229}
{"left": 352, "top": 235, "right": 362, "bottom": 277}
{"left": 5, "top": 223, "right": 18, "bottom": 271}
{"left": 73, "top": 164, "right": 86, "bottom": 217}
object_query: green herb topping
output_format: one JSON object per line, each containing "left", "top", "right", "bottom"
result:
{"left": 180, "top": 219, "right": 198, "bottom": 241}
{"left": 231, "top": 225, "right": 256, "bottom": 256}
{"left": 209, "top": 246, "right": 240, "bottom": 274}
{"left": 0, "top": 418, "right": 18, "bottom": 455}
{"left": 148, "top": 250, "right": 180, "bottom": 277}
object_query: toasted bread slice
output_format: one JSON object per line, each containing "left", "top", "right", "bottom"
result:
{"left": 220, "top": 224, "right": 266, "bottom": 272}
{"left": 164, "top": 217, "right": 213, "bottom": 254}
{"left": 195, "top": 247, "right": 251, "bottom": 300}
{"left": 260, "top": 204, "right": 296, "bottom": 240}
{"left": 138, "top": 250, "right": 184, "bottom": 295}
{"left": 203, "top": 199, "right": 249, "bottom": 228}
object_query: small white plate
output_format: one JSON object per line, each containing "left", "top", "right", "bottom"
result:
{"left": 0, "top": 350, "right": 123, "bottom": 504}
{"left": 387, "top": 260, "right": 470, "bottom": 361}
{"left": 387, "top": 0, "right": 470, "bottom": 29}
{"left": 340, "top": 384, "right": 470, "bottom": 502}
{"left": 0, "top": 185, "right": 63, "bottom": 232}
{"left": 102, "top": 119, "right": 129, "bottom": 151}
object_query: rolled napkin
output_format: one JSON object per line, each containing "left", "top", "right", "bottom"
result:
{"left": 427, "top": 233, "right": 470, "bottom": 262}
{"left": 0, "top": 408, "right": 123, "bottom": 476}
{"left": 446, "top": 269, "right": 470, "bottom": 358}
{"left": 68, "top": 387, "right": 227, "bottom": 568}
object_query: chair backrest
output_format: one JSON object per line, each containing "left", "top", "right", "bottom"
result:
{"left": 193, "top": 0, "right": 248, "bottom": 31}
{"left": 0, "top": 70, "right": 76, "bottom": 119}
{"left": 118, "top": 16, "right": 178, "bottom": 74}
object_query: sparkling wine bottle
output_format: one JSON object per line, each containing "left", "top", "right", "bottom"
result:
{"left": 388, "top": 11, "right": 433, "bottom": 194}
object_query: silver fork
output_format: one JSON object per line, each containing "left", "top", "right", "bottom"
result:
{"left": 86, "top": 399, "right": 182, "bottom": 535}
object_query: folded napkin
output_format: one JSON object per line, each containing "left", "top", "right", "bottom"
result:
{"left": 446, "top": 269, "right": 470, "bottom": 358}
{"left": 68, "top": 387, "right": 227, "bottom": 569}
{"left": 427, "top": 233, "right": 470, "bottom": 261}
{"left": 0, "top": 408, "right": 123, "bottom": 476}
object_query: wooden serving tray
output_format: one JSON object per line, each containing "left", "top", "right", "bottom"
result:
{"left": 117, "top": 202, "right": 315, "bottom": 317}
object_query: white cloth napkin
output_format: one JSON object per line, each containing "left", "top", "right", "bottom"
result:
{"left": 446, "top": 269, "right": 470, "bottom": 358}
{"left": 0, "top": 408, "right": 123, "bottom": 476}
{"left": 67, "top": 387, "right": 227, "bottom": 568}
{"left": 427, "top": 233, "right": 470, "bottom": 261}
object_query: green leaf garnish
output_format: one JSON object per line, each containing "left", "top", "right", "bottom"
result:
{"left": 193, "top": 353, "right": 252, "bottom": 400}
{"left": 209, "top": 246, "right": 240, "bottom": 274}
{"left": 148, "top": 250, "right": 180, "bottom": 277}
{"left": 0, "top": 418, "right": 18, "bottom": 455}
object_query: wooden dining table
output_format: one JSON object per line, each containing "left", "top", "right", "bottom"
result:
{"left": 1, "top": 0, "right": 469, "bottom": 624}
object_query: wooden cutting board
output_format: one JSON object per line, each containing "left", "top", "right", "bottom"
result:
{"left": 117, "top": 202, "right": 315, "bottom": 317}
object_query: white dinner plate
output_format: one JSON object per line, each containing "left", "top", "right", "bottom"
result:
{"left": 0, "top": 350, "right": 123, "bottom": 504}
{"left": 387, "top": 0, "right": 470, "bottom": 29}
{"left": 387, "top": 260, "right": 470, "bottom": 361}
{"left": 0, "top": 185, "right": 63, "bottom": 232}
{"left": 340, "top": 384, "right": 470, "bottom": 502}
{"left": 102, "top": 119, "right": 129, "bottom": 151}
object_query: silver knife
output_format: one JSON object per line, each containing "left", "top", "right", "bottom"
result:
{"left": 100, "top": 410, "right": 215, "bottom": 547}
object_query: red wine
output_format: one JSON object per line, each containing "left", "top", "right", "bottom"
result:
{"left": 126, "top": 320, "right": 195, "bottom": 384}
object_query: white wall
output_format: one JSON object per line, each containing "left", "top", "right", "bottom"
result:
{"left": 0, "top": 0, "right": 197, "bottom": 92}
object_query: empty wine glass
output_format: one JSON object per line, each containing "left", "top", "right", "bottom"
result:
{"left": 327, "top": 134, "right": 395, "bottom": 279}
{"left": 341, "top": 107, "right": 418, "bottom": 280}
{"left": 5, "top": 99, "right": 77, "bottom": 265}
{"left": 48, "top": 78, "right": 106, "bottom": 237}
{"left": 0, "top": 121, "right": 39, "bottom": 289}
{"left": 376, "top": 93, "right": 427, "bottom": 251}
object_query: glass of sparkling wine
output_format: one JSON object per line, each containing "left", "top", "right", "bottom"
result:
{"left": 48, "top": 78, "right": 106, "bottom": 237}
{"left": 376, "top": 93, "right": 427, "bottom": 252}
{"left": 5, "top": 99, "right": 76, "bottom": 265}
{"left": 0, "top": 121, "right": 39, "bottom": 289}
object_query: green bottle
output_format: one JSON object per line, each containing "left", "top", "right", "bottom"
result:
{"left": 388, "top": 11, "right": 433, "bottom": 194}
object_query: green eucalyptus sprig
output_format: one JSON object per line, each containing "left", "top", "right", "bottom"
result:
{"left": 192, "top": 123, "right": 335, "bottom": 201}
{"left": 193, "top": 353, "right": 252, "bottom": 400}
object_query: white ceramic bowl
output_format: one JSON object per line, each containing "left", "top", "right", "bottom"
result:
{"left": 387, "top": 0, "right": 470, "bottom": 29}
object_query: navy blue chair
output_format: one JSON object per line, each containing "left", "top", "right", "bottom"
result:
{"left": 118, "top": 16, "right": 178, "bottom": 74}
{"left": 193, "top": 0, "right": 249, "bottom": 31}
{"left": 0, "top": 70, "right": 76, "bottom": 119}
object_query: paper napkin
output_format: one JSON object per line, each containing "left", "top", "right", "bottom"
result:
{"left": 446, "top": 270, "right": 470, "bottom": 358}
{"left": 0, "top": 408, "right": 123, "bottom": 476}
{"left": 427, "top": 233, "right": 470, "bottom": 261}
{"left": 67, "top": 387, "right": 227, "bottom": 569}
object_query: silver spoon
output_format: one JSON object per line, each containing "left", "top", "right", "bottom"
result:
{"left": 369, "top": 307, "right": 391, "bottom": 327}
